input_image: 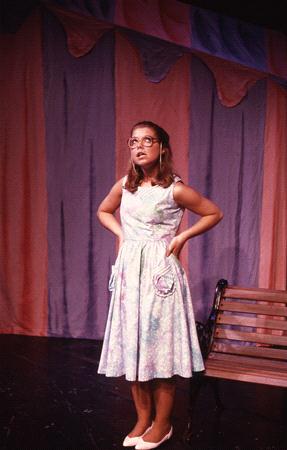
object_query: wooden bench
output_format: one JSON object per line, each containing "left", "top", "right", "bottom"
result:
{"left": 184, "top": 279, "right": 287, "bottom": 440}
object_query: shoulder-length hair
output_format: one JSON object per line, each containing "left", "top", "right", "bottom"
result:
{"left": 125, "top": 121, "right": 175, "bottom": 193}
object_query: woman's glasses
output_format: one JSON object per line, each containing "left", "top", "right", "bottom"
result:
{"left": 127, "top": 135, "right": 159, "bottom": 149}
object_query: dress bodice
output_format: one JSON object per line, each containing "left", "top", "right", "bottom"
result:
{"left": 120, "top": 177, "right": 184, "bottom": 243}
{"left": 99, "top": 175, "right": 205, "bottom": 381}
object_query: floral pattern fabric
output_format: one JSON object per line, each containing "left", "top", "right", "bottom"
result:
{"left": 98, "top": 176, "right": 204, "bottom": 381}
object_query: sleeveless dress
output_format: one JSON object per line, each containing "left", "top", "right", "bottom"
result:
{"left": 98, "top": 176, "right": 204, "bottom": 381}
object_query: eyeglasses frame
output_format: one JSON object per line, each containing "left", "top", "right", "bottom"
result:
{"left": 127, "top": 135, "right": 160, "bottom": 149}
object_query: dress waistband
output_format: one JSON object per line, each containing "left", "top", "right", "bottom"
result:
{"left": 123, "top": 237, "right": 172, "bottom": 243}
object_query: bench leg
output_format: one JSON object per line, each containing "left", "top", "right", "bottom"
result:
{"left": 183, "top": 371, "right": 205, "bottom": 443}
{"left": 183, "top": 375, "right": 225, "bottom": 443}
{"left": 209, "top": 378, "right": 224, "bottom": 411}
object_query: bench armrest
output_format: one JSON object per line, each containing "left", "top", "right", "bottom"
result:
{"left": 196, "top": 279, "right": 228, "bottom": 359}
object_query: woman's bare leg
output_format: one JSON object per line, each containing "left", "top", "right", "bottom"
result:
{"left": 127, "top": 381, "right": 153, "bottom": 437}
{"left": 142, "top": 378, "right": 176, "bottom": 442}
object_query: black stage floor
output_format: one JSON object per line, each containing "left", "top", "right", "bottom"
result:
{"left": 0, "top": 334, "right": 286, "bottom": 449}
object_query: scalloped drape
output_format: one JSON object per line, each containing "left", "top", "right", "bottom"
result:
{"left": 0, "top": 1, "right": 286, "bottom": 338}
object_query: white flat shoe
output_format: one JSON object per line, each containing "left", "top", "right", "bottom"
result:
{"left": 135, "top": 426, "right": 173, "bottom": 449}
{"left": 123, "top": 424, "right": 153, "bottom": 447}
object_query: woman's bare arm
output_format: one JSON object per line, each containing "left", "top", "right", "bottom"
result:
{"left": 167, "top": 182, "right": 223, "bottom": 257}
{"left": 97, "top": 178, "right": 124, "bottom": 244}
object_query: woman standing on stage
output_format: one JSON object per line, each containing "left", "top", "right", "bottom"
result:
{"left": 97, "top": 121, "right": 223, "bottom": 449}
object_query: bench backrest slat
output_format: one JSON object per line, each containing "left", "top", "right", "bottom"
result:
{"left": 209, "top": 282, "right": 287, "bottom": 363}
{"left": 209, "top": 351, "right": 287, "bottom": 370}
{"left": 213, "top": 342, "right": 287, "bottom": 360}
{"left": 216, "top": 329, "right": 287, "bottom": 346}
{"left": 217, "top": 313, "right": 287, "bottom": 331}
{"left": 224, "top": 287, "right": 287, "bottom": 303}
{"left": 219, "top": 301, "right": 287, "bottom": 317}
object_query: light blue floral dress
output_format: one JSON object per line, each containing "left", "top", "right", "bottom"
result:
{"left": 98, "top": 176, "right": 204, "bottom": 381}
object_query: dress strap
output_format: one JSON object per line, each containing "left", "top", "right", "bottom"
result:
{"left": 122, "top": 175, "right": 128, "bottom": 187}
{"left": 173, "top": 174, "right": 183, "bottom": 184}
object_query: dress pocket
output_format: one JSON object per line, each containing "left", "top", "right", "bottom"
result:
{"left": 153, "top": 263, "right": 175, "bottom": 297}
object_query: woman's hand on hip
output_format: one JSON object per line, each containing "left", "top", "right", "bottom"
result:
{"left": 166, "top": 235, "right": 186, "bottom": 258}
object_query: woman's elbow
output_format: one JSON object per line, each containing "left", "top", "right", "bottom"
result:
{"left": 97, "top": 207, "right": 103, "bottom": 220}
{"left": 217, "top": 209, "right": 224, "bottom": 222}
{"left": 97, "top": 208, "right": 113, "bottom": 221}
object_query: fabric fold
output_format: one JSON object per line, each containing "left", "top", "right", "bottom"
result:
{"left": 0, "top": 9, "right": 48, "bottom": 336}
{"left": 43, "top": 10, "right": 116, "bottom": 338}
{"left": 190, "top": 6, "right": 267, "bottom": 73}
{"left": 196, "top": 51, "right": 266, "bottom": 107}
{"left": 258, "top": 80, "right": 287, "bottom": 289}
{"left": 189, "top": 56, "right": 266, "bottom": 321}
{"left": 123, "top": 30, "right": 184, "bottom": 83}
{"left": 45, "top": 3, "right": 114, "bottom": 57}
{"left": 114, "top": 0, "right": 191, "bottom": 47}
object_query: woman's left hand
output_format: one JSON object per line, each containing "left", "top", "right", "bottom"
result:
{"left": 166, "top": 235, "right": 186, "bottom": 258}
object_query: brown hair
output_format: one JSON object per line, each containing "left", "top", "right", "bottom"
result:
{"left": 125, "top": 121, "right": 175, "bottom": 193}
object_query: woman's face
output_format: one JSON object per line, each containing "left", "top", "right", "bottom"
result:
{"left": 129, "top": 126, "right": 161, "bottom": 170}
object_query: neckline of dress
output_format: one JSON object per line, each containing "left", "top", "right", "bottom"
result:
{"left": 138, "top": 184, "right": 159, "bottom": 189}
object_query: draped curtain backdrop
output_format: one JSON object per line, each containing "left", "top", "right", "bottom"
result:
{"left": 0, "top": 0, "right": 286, "bottom": 338}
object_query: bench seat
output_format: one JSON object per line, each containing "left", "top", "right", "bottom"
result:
{"left": 205, "top": 351, "right": 287, "bottom": 387}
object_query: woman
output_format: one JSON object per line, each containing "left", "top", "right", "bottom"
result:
{"left": 97, "top": 121, "right": 223, "bottom": 449}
